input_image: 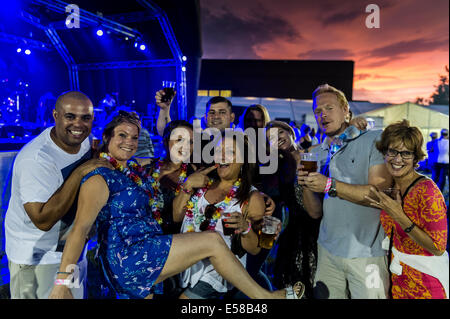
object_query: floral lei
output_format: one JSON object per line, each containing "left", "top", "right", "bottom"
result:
{"left": 148, "top": 159, "right": 188, "bottom": 225}
{"left": 99, "top": 153, "right": 187, "bottom": 225}
{"left": 184, "top": 178, "right": 241, "bottom": 232}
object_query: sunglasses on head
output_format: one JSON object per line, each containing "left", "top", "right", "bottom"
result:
{"left": 118, "top": 110, "right": 140, "bottom": 120}
{"left": 199, "top": 204, "right": 216, "bottom": 231}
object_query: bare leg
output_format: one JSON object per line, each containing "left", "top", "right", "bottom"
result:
{"left": 154, "top": 231, "right": 283, "bottom": 299}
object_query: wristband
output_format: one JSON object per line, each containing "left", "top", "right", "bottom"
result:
{"left": 323, "top": 177, "right": 332, "bottom": 193}
{"left": 241, "top": 222, "right": 252, "bottom": 235}
{"left": 54, "top": 279, "right": 72, "bottom": 286}
{"left": 56, "top": 271, "right": 72, "bottom": 275}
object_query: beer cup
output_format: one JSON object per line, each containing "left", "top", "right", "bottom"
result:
{"left": 300, "top": 153, "right": 318, "bottom": 174}
{"left": 258, "top": 216, "right": 281, "bottom": 249}
{"left": 161, "top": 81, "right": 176, "bottom": 102}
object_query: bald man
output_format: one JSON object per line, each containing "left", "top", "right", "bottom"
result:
{"left": 5, "top": 91, "right": 108, "bottom": 299}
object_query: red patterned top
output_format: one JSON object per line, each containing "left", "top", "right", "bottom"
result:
{"left": 380, "top": 178, "right": 448, "bottom": 299}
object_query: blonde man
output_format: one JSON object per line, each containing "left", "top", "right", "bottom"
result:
{"left": 298, "top": 84, "right": 392, "bottom": 299}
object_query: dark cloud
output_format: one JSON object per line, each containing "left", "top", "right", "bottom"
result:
{"left": 366, "top": 38, "right": 449, "bottom": 59}
{"left": 201, "top": 5, "right": 301, "bottom": 59}
{"left": 320, "top": 0, "right": 398, "bottom": 26}
{"left": 355, "top": 73, "right": 371, "bottom": 81}
{"left": 355, "top": 73, "right": 398, "bottom": 81}
{"left": 322, "top": 8, "right": 362, "bottom": 26}
{"left": 298, "top": 48, "right": 353, "bottom": 60}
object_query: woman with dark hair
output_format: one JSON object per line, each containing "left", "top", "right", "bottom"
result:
{"left": 139, "top": 119, "right": 196, "bottom": 235}
{"left": 365, "top": 120, "right": 448, "bottom": 299}
{"left": 49, "top": 111, "right": 304, "bottom": 299}
{"left": 241, "top": 104, "right": 271, "bottom": 130}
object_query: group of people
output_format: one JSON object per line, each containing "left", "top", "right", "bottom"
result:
{"left": 3, "top": 83, "right": 448, "bottom": 300}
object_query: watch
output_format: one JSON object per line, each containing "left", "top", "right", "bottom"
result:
{"left": 404, "top": 222, "right": 416, "bottom": 233}
{"left": 328, "top": 178, "right": 338, "bottom": 197}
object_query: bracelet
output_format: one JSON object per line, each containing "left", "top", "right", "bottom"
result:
{"left": 54, "top": 279, "right": 72, "bottom": 286}
{"left": 323, "top": 177, "right": 332, "bottom": 193}
{"left": 56, "top": 271, "right": 72, "bottom": 275}
{"left": 241, "top": 222, "right": 252, "bottom": 235}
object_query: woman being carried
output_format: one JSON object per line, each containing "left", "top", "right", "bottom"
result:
{"left": 49, "top": 111, "right": 302, "bottom": 299}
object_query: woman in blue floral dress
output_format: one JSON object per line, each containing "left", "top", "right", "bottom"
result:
{"left": 49, "top": 111, "right": 303, "bottom": 299}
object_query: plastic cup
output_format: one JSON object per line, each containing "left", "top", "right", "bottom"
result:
{"left": 300, "top": 153, "right": 318, "bottom": 174}
{"left": 258, "top": 216, "right": 281, "bottom": 249}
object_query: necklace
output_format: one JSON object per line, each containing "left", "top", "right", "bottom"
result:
{"left": 184, "top": 178, "right": 241, "bottom": 232}
{"left": 99, "top": 153, "right": 186, "bottom": 226}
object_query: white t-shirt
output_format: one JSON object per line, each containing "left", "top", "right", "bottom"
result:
{"left": 5, "top": 127, "right": 91, "bottom": 265}
{"left": 179, "top": 186, "right": 257, "bottom": 293}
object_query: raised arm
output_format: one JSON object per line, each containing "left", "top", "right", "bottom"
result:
{"left": 155, "top": 89, "right": 174, "bottom": 137}
{"left": 49, "top": 174, "right": 109, "bottom": 299}
{"left": 23, "top": 158, "right": 112, "bottom": 231}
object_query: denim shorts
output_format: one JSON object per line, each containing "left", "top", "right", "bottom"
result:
{"left": 183, "top": 281, "right": 226, "bottom": 299}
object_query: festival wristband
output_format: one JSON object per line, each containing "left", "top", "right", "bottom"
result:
{"left": 323, "top": 177, "right": 332, "bottom": 193}
{"left": 241, "top": 222, "right": 252, "bottom": 235}
{"left": 54, "top": 279, "right": 72, "bottom": 286}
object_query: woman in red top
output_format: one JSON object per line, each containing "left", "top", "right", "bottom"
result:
{"left": 366, "top": 120, "right": 448, "bottom": 299}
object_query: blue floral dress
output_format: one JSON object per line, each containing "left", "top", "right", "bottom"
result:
{"left": 81, "top": 165, "right": 173, "bottom": 298}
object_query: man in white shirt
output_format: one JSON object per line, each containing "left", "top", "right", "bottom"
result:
{"left": 5, "top": 91, "right": 107, "bottom": 299}
{"left": 432, "top": 128, "right": 449, "bottom": 192}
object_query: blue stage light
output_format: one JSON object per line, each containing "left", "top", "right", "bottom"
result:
{"left": 24, "top": 49, "right": 31, "bottom": 55}
{"left": 182, "top": 66, "right": 186, "bottom": 72}
{"left": 182, "top": 56, "right": 187, "bottom": 61}
{"left": 96, "top": 29, "right": 104, "bottom": 36}
{"left": 139, "top": 44, "right": 146, "bottom": 51}
{"left": 17, "top": 48, "right": 22, "bottom": 53}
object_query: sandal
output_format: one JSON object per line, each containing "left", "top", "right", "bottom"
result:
{"left": 285, "top": 281, "right": 305, "bottom": 299}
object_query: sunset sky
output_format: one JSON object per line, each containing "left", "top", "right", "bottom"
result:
{"left": 199, "top": 0, "right": 449, "bottom": 103}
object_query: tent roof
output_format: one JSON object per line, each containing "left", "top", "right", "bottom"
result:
{"left": 425, "top": 104, "right": 449, "bottom": 116}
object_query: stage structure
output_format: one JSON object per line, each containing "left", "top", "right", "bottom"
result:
{"left": 20, "top": 0, "right": 187, "bottom": 119}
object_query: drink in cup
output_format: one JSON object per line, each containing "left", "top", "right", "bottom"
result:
{"left": 161, "top": 81, "right": 176, "bottom": 102}
{"left": 300, "top": 153, "right": 318, "bottom": 174}
{"left": 258, "top": 216, "right": 281, "bottom": 249}
{"left": 222, "top": 215, "right": 236, "bottom": 236}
